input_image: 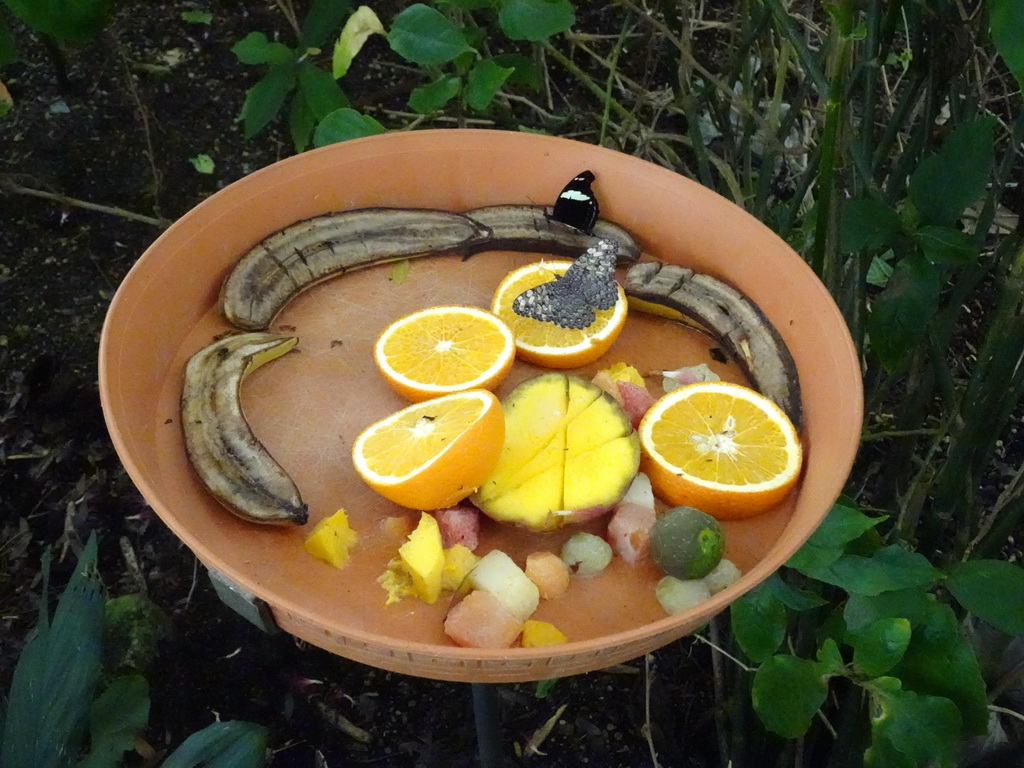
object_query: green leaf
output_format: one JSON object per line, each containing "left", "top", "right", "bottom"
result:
{"left": 914, "top": 225, "right": 978, "bottom": 267}
{"left": 851, "top": 618, "right": 912, "bottom": 677}
{"left": 867, "top": 254, "right": 940, "bottom": 371}
{"left": 843, "top": 587, "right": 933, "bottom": 633}
{"left": 388, "top": 4, "right": 475, "bottom": 66}
{"left": 300, "top": 0, "right": 355, "bottom": 49}
{"left": 332, "top": 5, "right": 385, "bottom": 78}
{"left": 438, "top": 0, "right": 497, "bottom": 9}
{"left": 491, "top": 53, "right": 542, "bottom": 91}
{"left": 946, "top": 559, "right": 1024, "bottom": 636}
{"left": 908, "top": 117, "right": 996, "bottom": 227}
{"left": 840, "top": 197, "right": 902, "bottom": 253}
{"left": 866, "top": 677, "right": 961, "bottom": 768}
{"left": 181, "top": 10, "right": 212, "bottom": 24}
{"left": 464, "top": 57, "right": 514, "bottom": 111}
{"left": 534, "top": 677, "right": 557, "bottom": 698}
{"left": 288, "top": 92, "right": 317, "bottom": 152}
{"left": 1, "top": 536, "right": 103, "bottom": 768}
{"left": 786, "top": 500, "right": 882, "bottom": 574}
{"left": 990, "top": 0, "right": 1024, "bottom": 93}
{"left": 2, "top": 0, "right": 112, "bottom": 44}
{"left": 765, "top": 571, "right": 827, "bottom": 611}
{"left": 866, "top": 251, "right": 895, "bottom": 287}
{"left": 162, "top": 721, "right": 269, "bottom": 768}
{"left": 816, "top": 638, "right": 846, "bottom": 676}
{"left": 239, "top": 65, "right": 297, "bottom": 139}
{"left": 231, "top": 32, "right": 295, "bottom": 66}
{"left": 730, "top": 581, "right": 788, "bottom": 663}
{"left": 889, "top": 600, "right": 989, "bottom": 735}
{"left": 312, "top": 107, "right": 386, "bottom": 147}
{"left": 189, "top": 154, "right": 215, "bottom": 174}
{"left": 498, "top": 0, "right": 575, "bottom": 42}
{"left": 79, "top": 676, "right": 150, "bottom": 768}
{"left": 298, "top": 61, "right": 348, "bottom": 121}
{"left": 751, "top": 655, "right": 829, "bottom": 738}
{"left": 408, "top": 74, "right": 461, "bottom": 114}
{"left": 0, "top": 14, "right": 19, "bottom": 67}
{"left": 806, "top": 544, "right": 939, "bottom": 597}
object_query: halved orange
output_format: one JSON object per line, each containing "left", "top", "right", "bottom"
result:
{"left": 638, "top": 382, "right": 803, "bottom": 520}
{"left": 374, "top": 305, "right": 516, "bottom": 402}
{"left": 491, "top": 260, "right": 627, "bottom": 369}
{"left": 351, "top": 389, "right": 505, "bottom": 510}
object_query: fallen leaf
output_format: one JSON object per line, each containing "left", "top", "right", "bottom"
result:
{"left": 333, "top": 6, "right": 385, "bottom": 79}
{"left": 0, "top": 79, "right": 12, "bottom": 116}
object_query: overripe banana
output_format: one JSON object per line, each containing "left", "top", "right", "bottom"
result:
{"left": 181, "top": 332, "right": 309, "bottom": 525}
{"left": 462, "top": 205, "right": 641, "bottom": 263}
{"left": 221, "top": 206, "right": 642, "bottom": 331}
{"left": 623, "top": 260, "right": 803, "bottom": 430}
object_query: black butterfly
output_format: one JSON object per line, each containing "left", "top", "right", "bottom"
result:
{"left": 550, "top": 170, "right": 599, "bottom": 234}
{"left": 512, "top": 239, "right": 619, "bottom": 329}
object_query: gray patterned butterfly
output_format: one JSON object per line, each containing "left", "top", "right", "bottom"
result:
{"left": 512, "top": 239, "right": 620, "bottom": 330}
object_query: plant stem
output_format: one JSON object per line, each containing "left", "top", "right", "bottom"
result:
{"left": 0, "top": 178, "right": 168, "bottom": 227}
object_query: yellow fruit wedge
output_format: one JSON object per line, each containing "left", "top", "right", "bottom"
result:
{"left": 471, "top": 373, "right": 640, "bottom": 531}
{"left": 303, "top": 508, "right": 358, "bottom": 569}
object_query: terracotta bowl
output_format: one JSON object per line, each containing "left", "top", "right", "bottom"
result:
{"left": 99, "top": 129, "right": 862, "bottom": 683}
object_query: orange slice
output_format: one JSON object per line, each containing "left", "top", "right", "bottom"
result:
{"left": 638, "top": 382, "right": 802, "bottom": 520}
{"left": 374, "top": 305, "right": 516, "bottom": 402}
{"left": 491, "top": 260, "right": 627, "bottom": 368}
{"left": 352, "top": 389, "right": 505, "bottom": 510}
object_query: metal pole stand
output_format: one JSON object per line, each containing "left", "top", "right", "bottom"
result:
{"left": 471, "top": 683, "right": 509, "bottom": 768}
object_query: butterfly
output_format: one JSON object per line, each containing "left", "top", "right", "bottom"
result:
{"left": 550, "top": 170, "right": 599, "bottom": 234}
{"left": 512, "top": 239, "right": 620, "bottom": 329}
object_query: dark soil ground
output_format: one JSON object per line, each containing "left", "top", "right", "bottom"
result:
{"left": 0, "top": 2, "right": 728, "bottom": 766}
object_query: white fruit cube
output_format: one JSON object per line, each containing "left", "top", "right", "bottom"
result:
{"left": 467, "top": 550, "right": 540, "bottom": 621}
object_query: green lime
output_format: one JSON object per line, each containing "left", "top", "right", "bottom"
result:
{"left": 650, "top": 506, "right": 724, "bottom": 580}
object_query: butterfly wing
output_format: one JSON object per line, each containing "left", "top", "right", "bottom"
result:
{"left": 560, "top": 239, "right": 619, "bottom": 310}
{"left": 512, "top": 279, "right": 596, "bottom": 330}
{"left": 551, "top": 170, "right": 599, "bottom": 234}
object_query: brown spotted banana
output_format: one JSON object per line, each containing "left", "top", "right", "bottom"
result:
{"left": 221, "top": 206, "right": 642, "bottom": 331}
{"left": 181, "top": 332, "right": 309, "bottom": 525}
{"left": 624, "top": 260, "right": 803, "bottom": 430}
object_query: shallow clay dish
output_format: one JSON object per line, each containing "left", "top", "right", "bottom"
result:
{"left": 99, "top": 129, "right": 862, "bottom": 683}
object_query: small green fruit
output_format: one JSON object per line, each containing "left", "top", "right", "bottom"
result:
{"left": 650, "top": 506, "right": 724, "bottom": 580}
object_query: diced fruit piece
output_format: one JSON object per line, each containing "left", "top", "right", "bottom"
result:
{"left": 441, "top": 544, "right": 480, "bottom": 592}
{"left": 607, "top": 473, "right": 656, "bottom": 565}
{"left": 396, "top": 512, "right": 445, "bottom": 603}
{"left": 661, "top": 363, "right": 720, "bottom": 393}
{"left": 303, "top": 508, "right": 358, "bottom": 569}
{"left": 436, "top": 504, "right": 481, "bottom": 551}
{"left": 592, "top": 362, "right": 645, "bottom": 402}
{"left": 467, "top": 549, "right": 539, "bottom": 621}
{"left": 655, "top": 576, "right": 712, "bottom": 614}
{"left": 374, "top": 305, "right": 516, "bottom": 401}
{"left": 524, "top": 551, "right": 571, "bottom": 599}
{"left": 491, "top": 260, "right": 628, "bottom": 368}
{"left": 352, "top": 389, "right": 504, "bottom": 510}
{"left": 471, "top": 373, "right": 640, "bottom": 531}
{"left": 560, "top": 532, "right": 613, "bottom": 578}
{"left": 617, "top": 380, "right": 657, "bottom": 429}
{"left": 521, "top": 620, "right": 569, "bottom": 647}
{"left": 444, "top": 590, "right": 524, "bottom": 648}
{"left": 703, "top": 558, "right": 741, "bottom": 594}
{"left": 650, "top": 506, "right": 724, "bottom": 580}
{"left": 638, "top": 382, "right": 802, "bottom": 520}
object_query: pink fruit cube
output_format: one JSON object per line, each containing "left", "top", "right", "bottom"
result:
{"left": 436, "top": 504, "right": 481, "bottom": 551}
{"left": 444, "top": 589, "right": 524, "bottom": 648}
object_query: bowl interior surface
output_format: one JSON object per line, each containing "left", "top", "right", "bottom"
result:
{"left": 100, "top": 129, "right": 862, "bottom": 682}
